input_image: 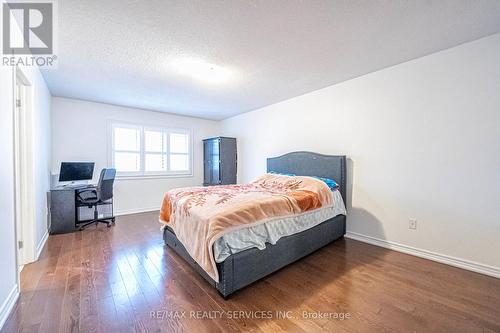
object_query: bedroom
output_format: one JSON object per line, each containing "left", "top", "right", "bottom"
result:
{"left": 0, "top": 0, "right": 499, "bottom": 332}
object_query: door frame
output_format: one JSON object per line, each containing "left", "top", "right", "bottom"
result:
{"left": 13, "top": 66, "right": 36, "bottom": 274}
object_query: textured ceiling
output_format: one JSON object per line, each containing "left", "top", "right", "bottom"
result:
{"left": 42, "top": 0, "right": 500, "bottom": 120}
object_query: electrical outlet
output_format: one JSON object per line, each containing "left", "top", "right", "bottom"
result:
{"left": 409, "top": 218, "right": 417, "bottom": 230}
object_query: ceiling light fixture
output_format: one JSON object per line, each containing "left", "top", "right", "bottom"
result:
{"left": 171, "top": 57, "right": 234, "bottom": 85}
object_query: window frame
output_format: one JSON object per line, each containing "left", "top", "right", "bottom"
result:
{"left": 109, "top": 121, "right": 193, "bottom": 179}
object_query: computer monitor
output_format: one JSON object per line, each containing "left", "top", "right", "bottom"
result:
{"left": 59, "top": 162, "right": 95, "bottom": 182}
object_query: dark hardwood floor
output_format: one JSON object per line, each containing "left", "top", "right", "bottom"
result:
{"left": 2, "top": 211, "right": 500, "bottom": 333}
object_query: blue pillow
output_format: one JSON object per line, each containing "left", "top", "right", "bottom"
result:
{"left": 269, "top": 171, "right": 338, "bottom": 190}
{"left": 313, "top": 176, "right": 339, "bottom": 191}
{"left": 269, "top": 171, "right": 296, "bottom": 177}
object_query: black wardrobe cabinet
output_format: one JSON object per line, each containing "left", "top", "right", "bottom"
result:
{"left": 203, "top": 137, "right": 237, "bottom": 186}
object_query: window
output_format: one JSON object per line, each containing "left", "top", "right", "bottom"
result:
{"left": 110, "top": 123, "right": 192, "bottom": 177}
{"left": 144, "top": 129, "right": 166, "bottom": 172}
{"left": 169, "top": 132, "right": 190, "bottom": 171}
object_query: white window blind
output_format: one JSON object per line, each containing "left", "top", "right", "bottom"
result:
{"left": 169, "top": 132, "right": 190, "bottom": 171}
{"left": 112, "top": 125, "right": 141, "bottom": 172}
{"left": 111, "top": 123, "right": 192, "bottom": 177}
{"left": 144, "top": 129, "right": 167, "bottom": 172}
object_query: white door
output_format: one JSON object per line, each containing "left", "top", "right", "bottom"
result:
{"left": 14, "top": 78, "right": 25, "bottom": 266}
{"left": 13, "top": 70, "right": 35, "bottom": 267}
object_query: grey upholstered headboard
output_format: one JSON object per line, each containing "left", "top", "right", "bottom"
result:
{"left": 267, "top": 151, "right": 347, "bottom": 206}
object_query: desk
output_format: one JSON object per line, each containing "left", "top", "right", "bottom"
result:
{"left": 49, "top": 185, "right": 112, "bottom": 234}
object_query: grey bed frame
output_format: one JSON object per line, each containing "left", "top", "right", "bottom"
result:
{"left": 163, "top": 151, "right": 347, "bottom": 298}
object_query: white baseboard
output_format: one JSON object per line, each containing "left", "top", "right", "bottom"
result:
{"left": 0, "top": 284, "right": 19, "bottom": 330}
{"left": 35, "top": 230, "right": 49, "bottom": 260}
{"left": 114, "top": 207, "right": 159, "bottom": 217}
{"left": 345, "top": 231, "right": 500, "bottom": 279}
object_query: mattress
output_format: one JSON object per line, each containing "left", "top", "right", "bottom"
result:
{"left": 213, "top": 189, "right": 346, "bottom": 262}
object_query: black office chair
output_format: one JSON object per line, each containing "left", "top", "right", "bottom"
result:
{"left": 76, "top": 168, "right": 116, "bottom": 230}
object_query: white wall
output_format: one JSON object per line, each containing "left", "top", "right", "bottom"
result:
{"left": 51, "top": 97, "right": 220, "bottom": 214}
{"left": 221, "top": 33, "right": 500, "bottom": 272}
{"left": 27, "top": 67, "right": 52, "bottom": 256}
{"left": 0, "top": 43, "right": 51, "bottom": 332}
{"left": 0, "top": 59, "right": 19, "bottom": 330}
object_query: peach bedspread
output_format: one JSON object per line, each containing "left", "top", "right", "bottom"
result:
{"left": 159, "top": 173, "right": 333, "bottom": 282}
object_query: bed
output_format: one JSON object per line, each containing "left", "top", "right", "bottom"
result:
{"left": 162, "top": 151, "right": 347, "bottom": 298}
